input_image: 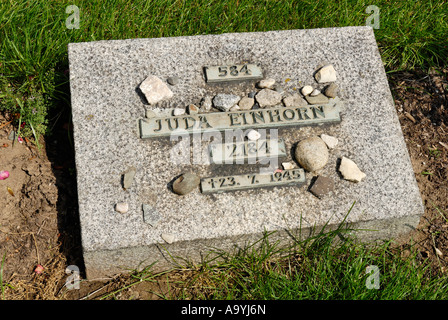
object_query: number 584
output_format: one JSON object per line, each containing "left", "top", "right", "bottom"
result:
{"left": 218, "top": 64, "right": 251, "bottom": 77}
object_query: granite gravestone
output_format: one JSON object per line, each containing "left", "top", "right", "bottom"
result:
{"left": 68, "top": 26, "right": 424, "bottom": 279}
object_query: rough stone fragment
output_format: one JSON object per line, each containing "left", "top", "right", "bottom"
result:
{"left": 122, "top": 167, "right": 136, "bottom": 190}
{"left": 172, "top": 173, "right": 200, "bottom": 195}
{"left": 229, "top": 105, "right": 240, "bottom": 112}
{"left": 320, "top": 134, "right": 338, "bottom": 149}
{"left": 248, "top": 92, "right": 257, "bottom": 98}
{"left": 324, "top": 83, "right": 338, "bottom": 98}
{"left": 305, "top": 93, "right": 329, "bottom": 105}
{"left": 282, "top": 162, "right": 295, "bottom": 170}
{"left": 294, "top": 136, "right": 329, "bottom": 172}
{"left": 142, "top": 204, "right": 161, "bottom": 226}
{"left": 161, "top": 233, "right": 175, "bottom": 244}
{"left": 301, "top": 85, "right": 313, "bottom": 96}
{"left": 257, "top": 78, "right": 276, "bottom": 89}
{"left": 339, "top": 157, "right": 366, "bottom": 182}
{"left": 115, "top": 202, "right": 129, "bottom": 214}
{"left": 212, "top": 94, "right": 240, "bottom": 112}
{"left": 173, "top": 108, "right": 185, "bottom": 116}
{"left": 167, "top": 76, "right": 179, "bottom": 85}
{"left": 238, "top": 97, "right": 255, "bottom": 110}
{"left": 283, "top": 93, "right": 307, "bottom": 108}
{"left": 187, "top": 104, "right": 199, "bottom": 114}
{"left": 200, "top": 95, "right": 213, "bottom": 111}
{"left": 139, "top": 75, "right": 174, "bottom": 104}
{"left": 309, "top": 176, "right": 334, "bottom": 199}
{"left": 255, "top": 89, "right": 282, "bottom": 108}
{"left": 310, "top": 89, "right": 321, "bottom": 96}
{"left": 247, "top": 129, "right": 261, "bottom": 141}
{"left": 315, "top": 64, "right": 337, "bottom": 83}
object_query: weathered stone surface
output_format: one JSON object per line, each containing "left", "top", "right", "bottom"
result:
{"left": 294, "top": 136, "right": 329, "bottom": 172}
{"left": 315, "top": 64, "right": 337, "bottom": 83}
{"left": 324, "top": 83, "right": 338, "bottom": 98}
{"left": 255, "top": 89, "right": 282, "bottom": 107}
{"left": 213, "top": 93, "right": 240, "bottom": 111}
{"left": 238, "top": 97, "right": 255, "bottom": 110}
{"left": 172, "top": 173, "right": 200, "bottom": 195}
{"left": 69, "top": 27, "right": 424, "bottom": 279}
{"left": 139, "top": 75, "right": 173, "bottom": 104}
{"left": 305, "top": 93, "right": 329, "bottom": 105}
{"left": 309, "top": 176, "right": 334, "bottom": 199}
{"left": 339, "top": 157, "right": 366, "bottom": 182}
{"left": 283, "top": 93, "right": 307, "bottom": 108}
{"left": 320, "top": 134, "right": 338, "bottom": 149}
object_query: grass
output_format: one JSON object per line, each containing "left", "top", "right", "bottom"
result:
{"left": 100, "top": 216, "right": 448, "bottom": 300}
{"left": 0, "top": 0, "right": 447, "bottom": 141}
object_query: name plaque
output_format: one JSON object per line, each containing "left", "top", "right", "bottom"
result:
{"left": 204, "top": 64, "right": 263, "bottom": 83}
{"left": 200, "top": 168, "right": 306, "bottom": 193}
{"left": 209, "top": 138, "right": 287, "bottom": 164}
{"left": 139, "top": 100, "right": 342, "bottom": 138}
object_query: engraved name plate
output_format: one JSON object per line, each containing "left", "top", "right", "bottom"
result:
{"left": 139, "top": 99, "right": 342, "bottom": 138}
{"left": 209, "top": 138, "right": 287, "bottom": 164}
{"left": 200, "top": 168, "right": 306, "bottom": 193}
{"left": 204, "top": 64, "right": 263, "bottom": 83}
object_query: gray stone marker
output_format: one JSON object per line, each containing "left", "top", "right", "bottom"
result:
{"left": 68, "top": 26, "right": 424, "bottom": 279}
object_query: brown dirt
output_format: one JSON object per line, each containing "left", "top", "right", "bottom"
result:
{"left": 0, "top": 67, "right": 447, "bottom": 299}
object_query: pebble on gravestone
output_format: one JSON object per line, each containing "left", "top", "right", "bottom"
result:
{"left": 324, "top": 83, "right": 338, "bottom": 98}
{"left": 310, "top": 89, "right": 321, "bottom": 96}
{"left": 187, "top": 104, "right": 199, "bottom": 114}
{"left": 305, "top": 93, "right": 329, "bottom": 105}
{"left": 255, "top": 89, "right": 282, "bottom": 108}
{"left": 238, "top": 97, "right": 255, "bottom": 110}
{"left": 161, "top": 233, "right": 175, "bottom": 244}
{"left": 283, "top": 93, "right": 307, "bottom": 108}
{"left": 212, "top": 93, "right": 240, "bottom": 112}
{"left": 257, "top": 78, "right": 276, "bottom": 89}
{"left": 320, "top": 134, "right": 338, "bottom": 149}
{"left": 172, "top": 173, "right": 200, "bottom": 195}
{"left": 282, "top": 162, "right": 295, "bottom": 170}
{"left": 173, "top": 108, "right": 186, "bottom": 116}
{"left": 166, "top": 76, "right": 179, "bottom": 85}
{"left": 294, "top": 136, "right": 329, "bottom": 172}
{"left": 139, "top": 75, "right": 174, "bottom": 104}
{"left": 301, "top": 85, "right": 314, "bottom": 96}
{"left": 247, "top": 129, "right": 261, "bottom": 141}
{"left": 200, "top": 95, "right": 213, "bottom": 111}
{"left": 229, "top": 105, "right": 241, "bottom": 112}
{"left": 339, "top": 157, "right": 366, "bottom": 182}
{"left": 309, "top": 176, "right": 334, "bottom": 199}
{"left": 315, "top": 64, "right": 337, "bottom": 83}
{"left": 115, "top": 202, "right": 129, "bottom": 214}
{"left": 142, "top": 204, "right": 161, "bottom": 227}
{"left": 122, "top": 167, "right": 136, "bottom": 190}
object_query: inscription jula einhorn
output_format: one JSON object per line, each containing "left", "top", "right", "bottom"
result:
{"left": 139, "top": 99, "right": 342, "bottom": 138}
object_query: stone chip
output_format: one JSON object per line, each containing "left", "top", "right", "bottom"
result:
{"left": 139, "top": 75, "right": 174, "bottom": 104}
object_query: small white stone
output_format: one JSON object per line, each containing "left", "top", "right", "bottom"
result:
{"left": 257, "top": 78, "right": 276, "bottom": 89}
{"left": 320, "top": 134, "right": 338, "bottom": 149}
{"left": 247, "top": 129, "right": 261, "bottom": 141}
{"left": 339, "top": 157, "right": 366, "bottom": 183}
{"left": 315, "top": 65, "right": 337, "bottom": 83}
{"left": 173, "top": 108, "right": 185, "bottom": 116}
{"left": 161, "top": 233, "right": 175, "bottom": 244}
{"left": 301, "top": 85, "right": 313, "bottom": 96}
{"left": 282, "top": 162, "right": 295, "bottom": 170}
{"left": 310, "top": 89, "right": 321, "bottom": 96}
{"left": 115, "top": 202, "right": 129, "bottom": 214}
{"left": 139, "top": 75, "right": 174, "bottom": 104}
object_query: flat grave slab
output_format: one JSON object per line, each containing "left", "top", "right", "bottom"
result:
{"left": 68, "top": 26, "right": 424, "bottom": 279}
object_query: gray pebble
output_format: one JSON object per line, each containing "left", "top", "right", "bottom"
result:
{"left": 167, "top": 76, "right": 179, "bottom": 85}
{"left": 172, "top": 172, "right": 200, "bottom": 195}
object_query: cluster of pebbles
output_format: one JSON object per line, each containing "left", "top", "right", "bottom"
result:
{"left": 115, "top": 64, "right": 366, "bottom": 241}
